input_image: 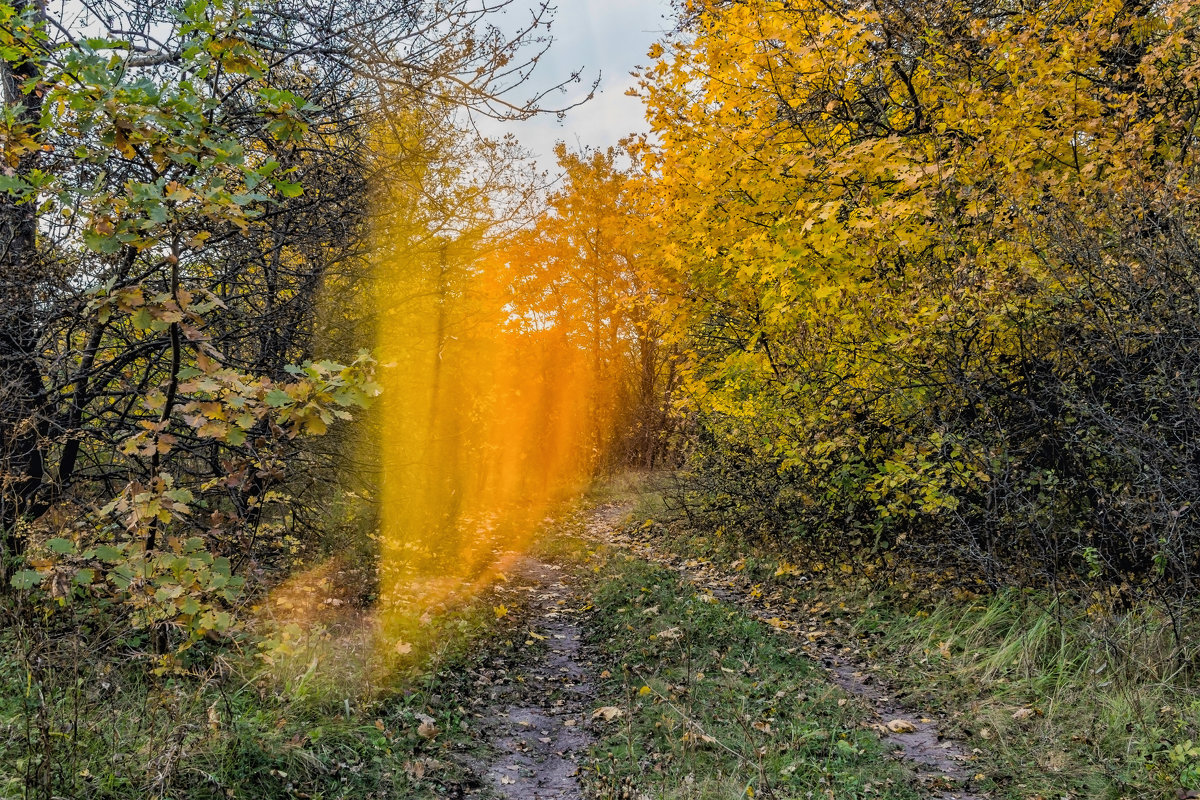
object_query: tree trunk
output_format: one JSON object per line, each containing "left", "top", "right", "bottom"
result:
{"left": 0, "top": 0, "right": 48, "bottom": 577}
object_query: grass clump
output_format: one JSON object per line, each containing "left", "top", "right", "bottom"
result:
{"left": 578, "top": 545, "right": 919, "bottom": 800}
{"left": 856, "top": 590, "right": 1200, "bottom": 800}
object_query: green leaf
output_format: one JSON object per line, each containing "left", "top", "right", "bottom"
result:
{"left": 94, "top": 545, "right": 124, "bottom": 563}
{"left": 273, "top": 180, "right": 303, "bottom": 198}
{"left": 0, "top": 174, "right": 30, "bottom": 196}
{"left": 264, "top": 388, "right": 293, "bottom": 407}
{"left": 83, "top": 230, "right": 122, "bottom": 254}
{"left": 130, "top": 307, "right": 154, "bottom": 330}
{"left": 164, "top": 487, "right": 195, "bottom": 504}
{"left": 11, "top": 570, "right": 42, "bottom": 590}
{"left": 48, "top": 537, "right": 75, "bottom": 554}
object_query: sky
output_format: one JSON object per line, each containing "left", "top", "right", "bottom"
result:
{"left": 477, "top": 0, "right": 675, "bottom": 164}
{"left": 48, "top": 0, "right": 672, "bottom": 166}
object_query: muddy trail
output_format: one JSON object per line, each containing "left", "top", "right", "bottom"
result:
{"left": 463, "top": 502, "right": 986, "bottom": 799}
{"left": 466, "top": 558, "right": 593, "bottom": 799}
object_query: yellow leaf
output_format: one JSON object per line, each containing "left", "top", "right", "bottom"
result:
{"left": 591, "top": 706, "right": 624, "bottom": 721}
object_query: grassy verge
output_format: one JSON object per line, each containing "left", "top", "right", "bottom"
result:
{"left": 575, "top": 542, "right": 920, "bottom": 800}
{"left": 852, "top": 588, "right": 1200, "bottom": 799}
{"left": 0, "top": 571, "right": 540, "bottom": 799}
{"left": 611, "top": 473, "right": 1200, "bottom": 800}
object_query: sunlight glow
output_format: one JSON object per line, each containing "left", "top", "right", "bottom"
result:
{"left": 371, "top": 228, "right": 610, "bottom": 640}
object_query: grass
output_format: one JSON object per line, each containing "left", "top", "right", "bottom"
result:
{"left": 854, "top": 589, "right": 1200, "bottom": 799}
{"left": 12, "top": 470, "right": 1195, "bottom": 799}
{"left": 574, "top": 542, "right": 920, "bottom": 800}
{"left": 609, "top": 473, "right": 1200, "bottom": 800}
{"left": 0, "top": 482, "right": 608, "bottom": 800}
{"left": 0, "top": 572, "right": 527, "bottom": 799}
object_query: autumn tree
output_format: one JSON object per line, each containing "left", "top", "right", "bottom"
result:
{"left": 492, "top": 144, "right": 676, "bottom": 470}
{"left": 637, "top": 0, "right": 1200, "bottom": 596}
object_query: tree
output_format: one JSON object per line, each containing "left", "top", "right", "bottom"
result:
{"left": 492, "top": 144, "right": 677, "bottom": 469}
{"left": 636, "top": 0, "right": 1200, "bottom": 595}
{"left": 0, "top": 0, "right": 581, "bottom": 642}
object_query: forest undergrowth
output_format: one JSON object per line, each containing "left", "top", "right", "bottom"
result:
{"left": 602, "top": 472, "right": 1200, "bottom": 800}
{"left": 0, "top": 502, "right": 556, "bottom": 800}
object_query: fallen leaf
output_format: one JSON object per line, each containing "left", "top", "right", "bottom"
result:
{"left": 886, "top": 719, "right": 918, "bottom": 733}
{"left": 592, "top": 706, "right": 624, "bottom": 721}
{"left": 417, "top": 721, "right": 439, "bottom": 739}
{"left": 394, "top": 641, "right": 413, "bottom": 655}
{"left": 1012, "top": 707, "right": 1035, "bottom": 721}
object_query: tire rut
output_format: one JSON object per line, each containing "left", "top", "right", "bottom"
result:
{"left": 599, "top": 522, "right": 987, "bottom": 800}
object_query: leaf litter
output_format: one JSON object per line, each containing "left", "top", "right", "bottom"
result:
{"left": 464, "top": 514, "right": 622, "bottom": 800}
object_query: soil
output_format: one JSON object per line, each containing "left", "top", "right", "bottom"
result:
{"left": 822, "top": 655, "right": 984, "bottom": 799}
{"left": 468, "top": 558, "right": 595, "bottom": 799}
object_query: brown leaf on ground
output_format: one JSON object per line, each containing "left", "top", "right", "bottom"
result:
{"left": 592, "top": 706, "right": 624, "bottom": 721}
{"left": 885, "top": 718, "right": 918, "bottom": 733}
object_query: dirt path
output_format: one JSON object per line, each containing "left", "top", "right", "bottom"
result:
{"left": 464, "top": 502, "right": 984, "bottom": 799}
{"left": 469, "top": 560, "right": 594, "bottom": 799}
{"left": 464, "top": 504, "right": 630, "bottom": 799}
{"left": 600, "top": 522, "right": 986, "bottom": 800}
